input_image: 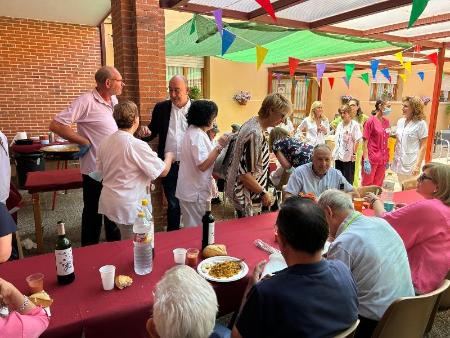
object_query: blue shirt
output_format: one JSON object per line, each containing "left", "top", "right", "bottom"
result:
{"left": 236, "top": 260, "right": 359, "bottom": 338}
{"left": 285, "top": 162, "right": 353, "bottom": 197}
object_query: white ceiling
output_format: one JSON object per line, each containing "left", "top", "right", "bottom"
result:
{"left": 0, "top": 0, "right": 111, "bottom": 26}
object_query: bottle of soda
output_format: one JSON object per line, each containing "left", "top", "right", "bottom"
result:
{"left": 202, "top": 201, "right": 215, "bottom": 250}
{"left": 55, "top": 221, "right": 75, "bottom": 285}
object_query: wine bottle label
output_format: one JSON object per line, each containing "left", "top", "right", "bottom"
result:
{"left": 208, "top": 222, "right": 215, "bottom": 245}
{"left": 55, "top": 248, "right": 74, "bottom": 275}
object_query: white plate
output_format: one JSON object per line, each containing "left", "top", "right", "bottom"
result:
{"left": 197, "top": 256, "right": 249, "bottom": 283}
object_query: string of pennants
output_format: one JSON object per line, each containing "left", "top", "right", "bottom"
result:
{"left": 189, "top": 1, "right": 435, "bottom": 87}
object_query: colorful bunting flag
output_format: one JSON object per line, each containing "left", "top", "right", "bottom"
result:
{"left": 380, "top": 68, "right": 391, "bottom": 82}
{"left": 305, "top": 78, "right": 310, "bottom": 89}
{"left": 256, "top": 0, "right": 277, "bottom": 22}
{"left": 409, "top": 0, "right": 430, "bottom": 28}
{"left": 345, "top": 64, "right": 355, "bottom": 82}
{"left": 275, "top": 73, "right": 282, "bottom": 81}
{"left": 221, "top": 30, "right": 236, "bottom": 56}
{"left": 399, "top": 73, "right": 407, "bottom": 82}
{"left": 316, "top": 63, "right": 326, "bottom": 82}
{"left": 394, "top": 52, "right": 404, "bottom": 65}
{"left": 426, "top": 52, "right": 438, "bottom": 66}
{"left": 256, "top": 45, "right": 268, "bottom": 70}
{"left": 404, "top": 61, "right": 412, "bottom": 74}
{"left": 189, "top": 15, "right": 196, "bottom": 35}
{"left": 288, "top": 57, "right": 300, "bottom": 77}
{"left": 371, "top": 60, "right": 380, "bottom": 79}
{"left": 213, "top": 9, "right": 223, "bottom": 36}
{"left": 360, "top": 73, "right": 370, "bottom": 86}
{"left": 417, "top": 71, "right": 425, "bottom": 81}
{"left": 328, "top": 77, "right": 335, "bottom": 90}
{"left": 342, "top": 76, "right": 350, "bottom": 88}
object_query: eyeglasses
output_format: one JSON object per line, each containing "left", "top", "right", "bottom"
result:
{"left": 417, "top": 173, "right": 433, "bottom": 182}
{"left": 110, "top": 78, "right": 125, "bottom": 84}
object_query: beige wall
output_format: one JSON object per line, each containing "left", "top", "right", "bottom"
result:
{"left": 320, "top": 62, "right": 450, "bottom": 131}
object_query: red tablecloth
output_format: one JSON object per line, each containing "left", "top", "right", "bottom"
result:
{"left": 0, "top": 213, "right": 278, "bottom": 338}
{"left": 24, "top": 168, "right": 83, "bottom": 194}
{"left": 11, "top": 141, "right": 67, "bottom": 154}
{"left": 363, "top": 189, "right": 421, "bottom": 216}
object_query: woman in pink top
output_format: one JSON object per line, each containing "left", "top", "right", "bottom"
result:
{"left": 362, "top": 100, "right": 391, "bottom": 186}
{"left": 0, "top": 278, "right": 49, "bottom": 338}
{"left": 366, "top": 162, "right": 450, "bottom": 294}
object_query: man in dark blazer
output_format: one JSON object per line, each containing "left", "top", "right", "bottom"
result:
{"left": 146, "top": 75, "right": 190, "bottom": 231}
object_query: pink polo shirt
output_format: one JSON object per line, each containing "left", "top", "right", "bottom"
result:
{"left": 363, "top": 115, "right": 390, "bottom": 164}
{"left": 54, "top": 89, "right": 118, "bottom": 174}
{"left": 0, "top": 307, "right": 49, "bottom": 338}
{"left": 383, "top": 198, "right": 450, "bottom": 293}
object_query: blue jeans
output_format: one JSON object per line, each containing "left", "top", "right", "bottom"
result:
{"left": 161, "top": 163, "right": 181, "bottom": 231}
{"left": 209, "top": 324, "right": 231, "bottom": 338}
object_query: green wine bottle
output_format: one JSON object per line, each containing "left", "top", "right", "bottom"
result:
{"left": 55, "top": 221, "right": 75, "bottom": 285}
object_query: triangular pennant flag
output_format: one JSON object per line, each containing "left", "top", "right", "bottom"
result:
{"left": 221, "top": 30, "right": 236, "bottom": 56}
{"left": 360, "top": 73, "right": 370, "bottom": 86}
{"left": 256, "top": 45, "right": 268, "bottom": 70}
{"left": 409, "top": 0, "right": 430, "bottom": 28}
{"left": 256, "top": 0, "right": 277, "bottom": 21}
{"left": 275, "top": 73, "right": 282, "bottom": 81}
{"left": 213, "top": 9, "right": 223, "bottom": 36}
{"left": 394, "top": 52, "right": 404, "bottom": 65}
{"left": 371, "top": 59, "right": 380, "bottom": 79}
{"left": 305, "top": 78, "right": 310, "bottom": 89}
{"left": 380, "top": 68, "right": 391, "bottom": 82}
{"left": 417, "top": 71, "right": 425, "bottom": 81}
{"left": 288, "top": 57, "right": 300, "bottom": 77}
{"left": 189, "top": 15, "right": 196, "bottom": 35}
{"left": 328, "top": 77, "right": 335, "bottom": 90}
{"left": 342, "top": 77, "right": 350, "bottom": 88}
{"left": 399, "top": 73, "right": 407, "bottom": 82}
{"left": 426, "top": 52, "right": 438, "bottom": 66}
{"left": 414, "top": 44, "right": 422, "bottom": 53}
{"left": 404, "top": 61, "right": 412, "bottom": 74}
{"left": 345, "top": 64, "right": 355, "bottom": 82}
{"left": 315, "top": 77, "right": 321, "bottom": 87}
{"left": 316, "top": 63, "right": 326, "bottom": 82}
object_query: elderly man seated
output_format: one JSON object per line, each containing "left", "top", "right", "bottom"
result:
{"left": 284, "top": 144, "right": 356, "bottom": 199}
{"left": 146, "top": 265, "right": 230, "bottom": 338}
{"left": 318, "top": 190, "right": 414, "bottom": 338}
{"left": 231, "top": 197, "right": 358, "bottom": 338}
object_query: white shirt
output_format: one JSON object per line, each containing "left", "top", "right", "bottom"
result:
{"left": 0, "top": 132, "right": 11, "bottom": 204}
{"left": 54, "top": 89, "right": 118, "bottom": 174}
{"left": 332, "top": 120, "right": 362, "bottom": 162}
{"left": 97, "top": 130, "right": 165, "bottom": 225}
{"left": 165, "top": 101, "right": 191, "bottom": 161}
{"left": 393, "top": 118, "right": 428, "bottom": 175}
{"left": 176, "top": 125, "right": 215, "bottom": 203}
{"left": 295, "top": 117, "right": 329, "bottom": 146}
{"left": 278, "top": 118, "right": 294, "bottom": 134}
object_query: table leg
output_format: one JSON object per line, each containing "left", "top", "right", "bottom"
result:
{"left": 32, "top": 193, "right": 44, "bottom": 253}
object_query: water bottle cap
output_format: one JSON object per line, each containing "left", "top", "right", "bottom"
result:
{"left": 141, "top": 199, "right": 149, "bottom": 206}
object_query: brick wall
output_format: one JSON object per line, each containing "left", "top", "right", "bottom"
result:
{"left": 0, "top": 17, "right": 101, "bottom": 142}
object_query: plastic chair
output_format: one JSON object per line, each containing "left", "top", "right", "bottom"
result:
{"left": 425, "top": 271, "right": 450, "bottom": 334}
{"left": 372, "top": 279, "right": 450, "bottom": 338}
{"left": 401, "top": 178, "right": 417, "bottom": 191}
{"left": 333, "top": 319, "right": 360, "bottom": 338}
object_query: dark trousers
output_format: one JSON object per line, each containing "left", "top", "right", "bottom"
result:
{"left": 81, "top": 174, "right": 121, "bottom": 246}
{"left": 335, "top": 160, "right": 355, "bottom": 185}
{"left": 355, "top": 315, "right": 379, "bottom": 338}
{"left": 161, "top": 163, "right": 181, "bottom": 231}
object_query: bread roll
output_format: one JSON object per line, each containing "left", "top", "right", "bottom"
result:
{"left": 202, "top": 244, "right": 227, "bottom": 258}
{"left": 29, "top": 291, "right": 53, "bottom": 308}
{"left": 115, "top": 275, "right": 133, "bottom": 289}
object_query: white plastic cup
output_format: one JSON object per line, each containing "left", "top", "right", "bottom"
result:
{"left": 99, "top": 265, "right": 116, "bottom": 291}
{"left": 173, "top": 248, "right": 187, "bottom": 265}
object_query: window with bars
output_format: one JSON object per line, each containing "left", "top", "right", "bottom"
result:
{"left": 440, "top": 74, "right": 450, "bottom": 102}
{"left": 369, "top": 70, "right": 399, "bottom": 101}
{"left": 166, "top": 64, "right": 204, "bottom": 97}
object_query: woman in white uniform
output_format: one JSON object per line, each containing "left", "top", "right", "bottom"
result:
{"left": 294, "top": 101, "right": 329, "bottom": 146}
{"left": 393, "top": 96, "right": 428, "bottom": 183}
{"left": 97, "top": 101, "right": 174, "bottom": 239}
{"left": 176, "top": 100, "right": 228, "bottom": 227}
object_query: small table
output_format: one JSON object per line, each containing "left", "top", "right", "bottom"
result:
{"left": 24, "top": 168, "right": 83, "bottom": 252}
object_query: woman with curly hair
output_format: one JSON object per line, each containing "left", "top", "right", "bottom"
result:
{"left": 392, "top": 96, "right": 428, "bottom": 182}
{"left": 295, "top": 101, "right": 329, "bottom": 146}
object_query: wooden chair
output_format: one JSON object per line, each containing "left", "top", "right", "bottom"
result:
{"left": 372, "top": 279, "right": 450, "bottom": 338}
{"left": 401, "top": 178, "right": 417, "bottom": 191}
{"left": 333, "top": 319, "right": 359, "bottom": 338}
{"left": 357, "top": 185, "right": 382, "bottom": 197}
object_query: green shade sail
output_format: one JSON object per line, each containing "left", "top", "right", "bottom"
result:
{"left": 166, "top": 15, "right": 411, "bottom": 64}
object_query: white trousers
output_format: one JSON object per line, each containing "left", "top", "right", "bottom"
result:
{"left": 180, "top": 200, "right": 208, "bottom": 228}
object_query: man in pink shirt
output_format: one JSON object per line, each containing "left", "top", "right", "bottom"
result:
{"left": 49, "top": 66, "right": 124, "bottom": 246}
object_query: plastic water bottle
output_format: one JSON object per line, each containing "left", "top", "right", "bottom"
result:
{"left": 141, "top": 198, "right": 154, "bottom": 258}
{"left": 382, "top": 171, "right": 395, "bottom": 203}
{"left": 133, "top": 211, "right": 152, "bottom": 275}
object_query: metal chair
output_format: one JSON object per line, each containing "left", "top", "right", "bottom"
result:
{"left": 372, "top": 280, "right": 450, "bottom": 338}
{"left": 333, "top": 319, "right": 360, "bottom": 338}
{"left": 434, "top": 130, "right": 450, "bottom": 162}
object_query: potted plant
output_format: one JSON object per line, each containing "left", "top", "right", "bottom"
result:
{"left": 233, "top": 91, "right": 251, "bottom": 105}
{"left": 189, "top": 86, "right": 202, "bottom": 100}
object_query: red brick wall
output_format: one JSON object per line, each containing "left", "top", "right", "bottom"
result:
{"left": 0, "top": 17, "right": 101, "bottom": 142}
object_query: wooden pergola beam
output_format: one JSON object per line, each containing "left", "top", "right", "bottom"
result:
{"left": 409, "top": 30, "right": 450, "bottom": 42}
{"left": 248, "top": 0, "right": 308, "bottom": 20}
{"left": 159, "top": 1, "right": 249, "bottom": 20}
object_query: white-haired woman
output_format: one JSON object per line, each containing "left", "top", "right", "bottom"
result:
{"left": 295, "top": 101, "right": 329, "bottom": 146}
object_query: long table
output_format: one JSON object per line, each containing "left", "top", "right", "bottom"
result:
{"left": 0, "top": 190, "right": 421, "bottom": 338}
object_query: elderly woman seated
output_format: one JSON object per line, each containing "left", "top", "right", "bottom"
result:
{"left": 366, "top": 162, "right": 450, "bottom": 294}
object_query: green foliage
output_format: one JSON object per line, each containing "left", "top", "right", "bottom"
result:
{"left": 189, "top": 86, "right": 202, "bottom": 100}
